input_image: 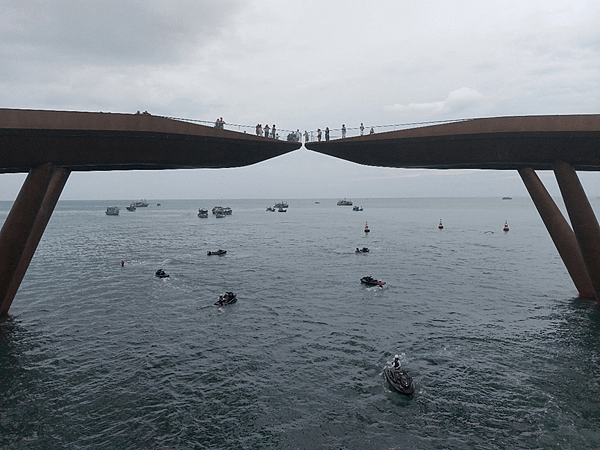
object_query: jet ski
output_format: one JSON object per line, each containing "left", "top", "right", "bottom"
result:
{"left": 207, "top": 249, "right": 227, "bottom": 256}
{"left": 155, "top": 269, "right": 169, "bottom": 278}
{"left": 384, "top": 367, "right": 415, "bottom": 395}
{"left": 360, "top": 276, "right": 385, "bottom": 286}
{"left": 215, "top": 292, "right": 237, "bottom": 306}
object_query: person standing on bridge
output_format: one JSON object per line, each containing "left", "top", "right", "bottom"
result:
{"left": 342, "top": 124, "right": 346, "bottom": 138}
{"left": 370, "top": 127, "right": 374, "bottom": 134}
{"left": 264, "top": 124, "right": 270, "bottom": 138}
{"left": 304, "top": 130, "right": 309, "bottom": 143}
{"left": 360, "top": 123, "right": 364, "bottom": 135}
{"left": 325, "top": 127, "right": 330, "bottom": 141}
{"left": 317, "top": 129, "right": 322, "bottom": 141}
{"left": 271, "top": 124, "right": 276, "bottom": 139}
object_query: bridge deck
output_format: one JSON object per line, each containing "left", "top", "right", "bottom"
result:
{"left": 0, "top": 109, "right": 301, "bottom": 173}
{"left": 305, "top": 115, "right": 600, "bottom": 171}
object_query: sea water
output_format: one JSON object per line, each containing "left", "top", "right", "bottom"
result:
{"left": 1, "top": 198, "right": 600, "bottom": 449}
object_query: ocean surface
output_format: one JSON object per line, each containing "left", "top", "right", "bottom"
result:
{"left": 2, "top": 197, "right": 600, "bottom": 449}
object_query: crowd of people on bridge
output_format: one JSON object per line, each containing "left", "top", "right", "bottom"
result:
{"left": 213, "top": 117, "right": 375, "bottom": 142}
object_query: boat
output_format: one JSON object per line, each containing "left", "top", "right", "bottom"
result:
{"left": 223, "top": 207, "right": 232, "bottom": 215}
{"left": 198, "top": 208, "right": 209, "bottom": 218}
{"left": 361, "top": 276, "right": 385, "bottom": 286}
{"left": 355, "top": 247, "right": 369, "bottom": 253}
{"left": 157, "top": 203, "right": 161, "bottom": 206}
{"left": 337, "top": 199, "right": 353, "bottom": 206}
{"left": 502, "top": 197, "right": 512, "bottom": 200}
{"left": 278, "top": 208, "right": 287, "bottom": 212}
{"left": 207, "top": 249, "right": 227, "bottom": 256}
{"left": 215, "top": 291, "right": 237, "bottom": 306}
{"left": 364, "top": 222, "right": 370, "bottom": 233}
{"left": 212, "top": 206, "right": 223, "bottom": 214}
{"left": 383, "top": 367, "right": 415, "bottom": 395}
{"left": 126, "top": 203, "right": 136, "bottom": 211}
{"left": 131, "top": 199, "right": 149, "bottom": 207}
{"left": 275, "top": 201, "right": 288, "bottom": 208}
{"left": 215, "top": 210, "right": 226, "bottom": 218}
{"left": 353, "top": 206, "right": 363, "bottom": 211}
{"left": 266, "top": 207, "right": 275, "bottom": 212}
{"left": 105, "top": 206, "right": 119, "bottom": 215}
{"left": 155, "top": 269, "right": 169, "bottom": 278}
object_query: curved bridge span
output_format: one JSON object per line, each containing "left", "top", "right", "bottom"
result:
{"left": 305, "top": 115, "right": 600, "bottom": 170}
{"left": 1, "top": 110, "right": 600, "bottom": 316}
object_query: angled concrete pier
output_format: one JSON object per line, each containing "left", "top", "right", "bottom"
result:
{"left": 518, "top": 167, "right": 594, "bottom": 298}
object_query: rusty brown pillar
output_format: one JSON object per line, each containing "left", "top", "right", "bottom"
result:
{"left": 0, "top": 163, "right": 57, "bottom": 317}
{"left": 519, "top": 167, "right": 594, "bottom": 298}
{"left": 0, "top": 167, "right": 70, "bottom": 317}
{"left": 553, "top": 161, "right": 600, "bottom": 302}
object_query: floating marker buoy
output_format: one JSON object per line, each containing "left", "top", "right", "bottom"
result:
{"left": 364, "top": 221, "right": 370, "bottom": 233}
{"left": 503, "top": 221, "right": 509, "bottom": 232}
{"left": 438, "top": 220, "right": 444, "bottom": 229}
{"left": 121, "top": 260, "right": 125, "bottom": 267}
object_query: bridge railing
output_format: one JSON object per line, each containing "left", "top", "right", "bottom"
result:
{"left": 162, "top": 115, "right": 472, "bottom": 143}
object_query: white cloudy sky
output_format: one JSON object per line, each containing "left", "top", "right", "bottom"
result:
{"left": 1, "top": 0, "right": 599, "bottom": 200}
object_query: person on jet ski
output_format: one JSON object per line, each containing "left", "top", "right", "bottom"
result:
{"left": 392, "top": 355, "right": 401, "bottom": 370}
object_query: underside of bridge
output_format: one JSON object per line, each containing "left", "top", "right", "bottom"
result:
{"left": 306, "top": 114, "right": 600, "bottom": 302}
{"left": 0, "top": 109, "right": 302, "bottom": 317}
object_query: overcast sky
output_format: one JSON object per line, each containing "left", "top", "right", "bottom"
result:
{"left": 1, "top": 0, "right": 599, "bottom": 200}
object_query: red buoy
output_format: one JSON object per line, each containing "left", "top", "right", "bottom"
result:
{"left": 503, "top": 221, "right": 509, "bottom": 232}
{"left": 364, "top": 221, "right": 370, "bottom": 233}
{"left": 438, "top": 220, "right": 443, "bottom": 229}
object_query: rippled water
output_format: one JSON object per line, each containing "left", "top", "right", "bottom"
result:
{"left": 2, "top": 198, "right": 600, "bottom": 449}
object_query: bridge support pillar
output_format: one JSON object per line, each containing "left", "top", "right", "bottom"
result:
{"left": 0, "top": 163, "right": 69, "bottom": 318}
{"left": 519, "top": 167, "right": 594, "bottom": 298}
{"left": 553, "top": 161, "right": 600, "bottom": 302}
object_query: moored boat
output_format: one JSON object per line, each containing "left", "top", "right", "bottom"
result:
{"left": 105, "top": 206, "right": 120, "bottom": 215}
{"left": 274, "top": 201, "right": 288, "bottom": 208}
{"left": 131, "top": 199, "right": 149, "bottom": 207}
{"left": 337, "top": 198, "right": 353, "bottom": 206}
{"left": 353, "top": 205, "right": 363, "bottom": 211}
{"left": 207, "top": 249, "right": 227, "bottom": 256}
{"left": 126, "top": 203, "right": 136, "bottom": 211}
{"left": 198, "top": 208, "right": 209, "bottom": 218}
